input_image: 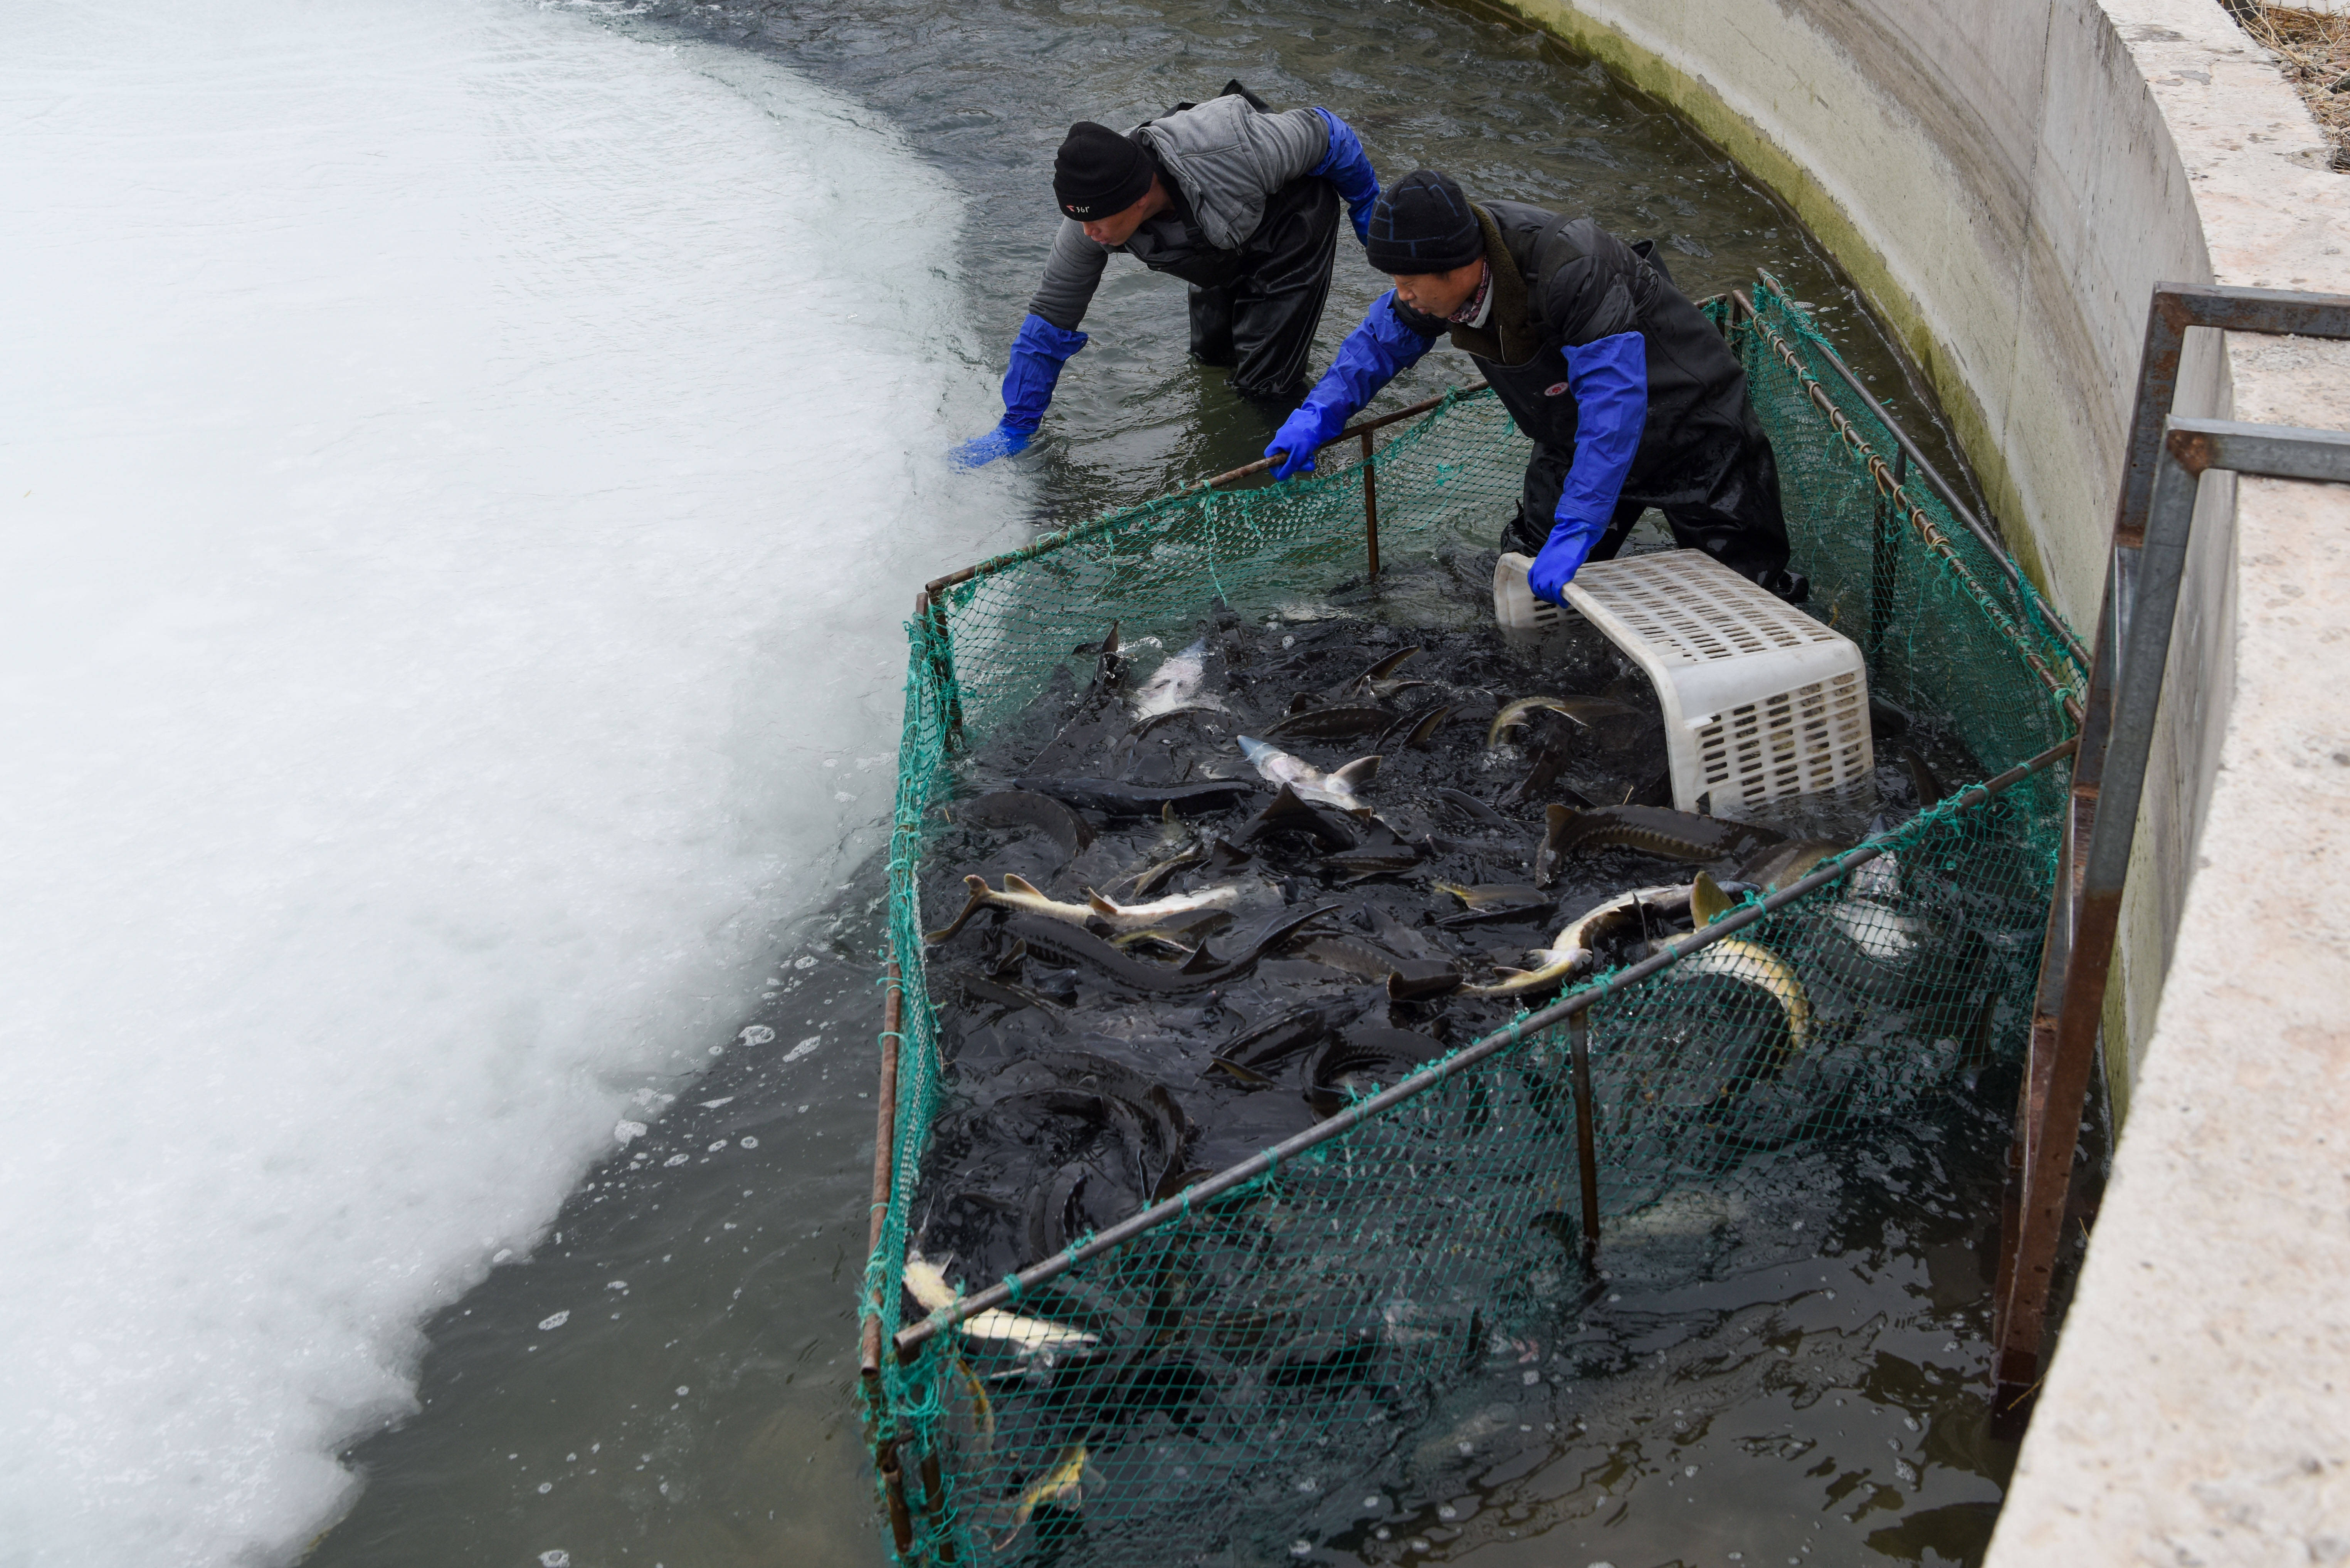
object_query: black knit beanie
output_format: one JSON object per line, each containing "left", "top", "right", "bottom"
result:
{"left": 1054, "top": 122, "right": 1155, "bottom": 220}
{"left": 1365, "top": 169, "right": 1484, "bottom": 275}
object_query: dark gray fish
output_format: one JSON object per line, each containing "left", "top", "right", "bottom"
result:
{"left": 1900, "top": 745, "right": 1947, "bottom": 806}
{"left": 1535, "top": 803, "right": 1786, "bottom": 886}
{"left": 1378, "top": 703, "right": 1456, "bottom": 751}
{"left": 1434, "top": 787, "right": 1515, "bottom": 829}
{"left": 1263, "top": 704, "right": 1393, "bottom": 742}
{"left": 1233, "top": 783, "right": 1361, "bottom": 851}
{"left": 951, "top": 790, "right": 1097, "bottom": 857}
{"left": 1015, "top": 776, "right": 1258, "bottom": 819}
{"left": 1005, "top": 904, "right": 1339, "bottom": 996}
{"left": 1306, "top": 1027, "right": 1447, "bottom": 1117}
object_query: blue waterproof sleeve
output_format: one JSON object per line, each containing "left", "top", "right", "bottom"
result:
{"left": 1526, "top": 331, "right": 1648, "bottom": 603}
{"left": 1309, "top": 108, "right": 1381, "bottom": 245}
{"left": 953, "top": 312, "right": 1089, "bottom": 467}
{"left": 1264, "top": 293, "right": 1437, "bottom": 480}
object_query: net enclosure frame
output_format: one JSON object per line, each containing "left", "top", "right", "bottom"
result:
{"left": 857, "top": 277, "right": 2088, "bottom": 1566}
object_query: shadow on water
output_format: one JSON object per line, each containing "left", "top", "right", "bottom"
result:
{"left": 309, "top": 0, "right": 2093, "bottom": 1563}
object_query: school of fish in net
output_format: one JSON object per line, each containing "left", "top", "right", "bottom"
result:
{"left": 900, "top": 579, "right": 1997, "bottom": 1551}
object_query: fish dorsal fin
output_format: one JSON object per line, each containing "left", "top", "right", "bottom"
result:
{"left": 1545, "top": 802, "right": 1575, "bottom": 842}
{"left": 1085, "top": 890, "right": 1121, "bottom": 917}
{"left": 1691, "top": 870, "right": 1733, "bottom": 927}
{"left": 1328, "top": 755, "right": 1381, "bottom": 791}
{"left": 1178, "top": 941, "right": 1222, "bottom": 975}
{"left": 967, "top": 873, "right": 992, "bottom": 894}
{"left": 1003, "top": 874, "right": 1046, "bottom": 899}
{"left": 1356, "top": 645, "right": 1422, "bottom": 686}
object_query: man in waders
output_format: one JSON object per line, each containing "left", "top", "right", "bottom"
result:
{"left": 954, "top": 82, "right": 1380, "bottom": 466}
{"left": 1264, "top": 169, "right": 1803, "bottom": 603}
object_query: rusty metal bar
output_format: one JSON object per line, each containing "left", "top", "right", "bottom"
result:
{"left": 1569, "top": 1013, "right": 1600, "bottom": 1270}
{"left": 919, "top": 384, "right": 1487, "bottom": 606}
{"left": 860, "top": 962, "right": 904, "bottom": 1383}
{"left": 880, "top": 1442, "right": 917, "bottom": 1558}
{"left": 916, "top": 1445, "right": 957, "bottom": 1563}
{"left": 894, "top": 731, "right": 2075, "bottom": 1361}
{"left": 1360, "top": 428, "right": 1382, "bottom": 578}
{"left": 1990, "top": 283, "right": 2350, "bottom": 1411}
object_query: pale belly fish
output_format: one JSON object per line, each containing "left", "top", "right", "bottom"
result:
{"left": 925, "top": 873, "right": 1241, "bottom": 942}
{"left": 1484, "top": 694, "right": 1646, "bottom": 748}
{"left": 903, "top": 1251, "right": 1100, "bottom": 1358}
{"left": 990, "top": 1444, "right": 1091, "bottom": 1550}
{"left": 1464, "top": 882, "right": 1693, "bottom": 996}
{"left": 1665, "top": 873, "right": 1812, "bottom": 1055}
{"left": 1132, "top": 638, "right": 1221, "bottom": 719}
{"left": 1234, "top": 735, "right": 1379, "bottom": 809}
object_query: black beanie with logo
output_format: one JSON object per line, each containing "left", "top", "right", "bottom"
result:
{"left": 1053, "top": 123, "right": 1155, "bottom": 220}
{"left": 1365, "top": 169, "right": 1484, "bottom": 275}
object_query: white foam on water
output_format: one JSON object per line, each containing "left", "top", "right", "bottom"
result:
{"left": 0, "top": 2, "right": 1015, "bottom": 1560}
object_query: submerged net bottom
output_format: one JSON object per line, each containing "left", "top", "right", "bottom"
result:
{"left": 864, "top": 281, "right": 2081, "bottom": 1566}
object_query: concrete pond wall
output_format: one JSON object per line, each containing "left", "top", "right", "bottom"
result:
{"left": 1472, "top": 0, "right": 2350, "bottom": 1556}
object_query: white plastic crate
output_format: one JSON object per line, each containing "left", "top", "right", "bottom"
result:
{"left": 1539, "top": 549, "right": 1873, "bottom": 814}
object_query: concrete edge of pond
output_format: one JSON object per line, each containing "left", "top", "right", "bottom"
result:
{"left": 1466, "top": 0, "right": 2350, "bottom": 1556}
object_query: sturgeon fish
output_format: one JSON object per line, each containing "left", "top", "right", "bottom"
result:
{"left": 925, "top": 874, "right": 1242, "bottom": 943}
{"left": 1235, "top": 736, "right": 1379, "bottom": 808}
{"left": 903, "top": 1251, "right": 1099, "bottom": 1358}
{"left": 991, "top": 1444, "right": 1091, "bottom": 1549}
{"left": 1133, "top": 638, "right": 1221, "bottom": 719}
{"left": 1664, "top": 870, "right": 1812, "bottom": 1056}
{"left": 1535, "top": 803, "right": 1785, "bottom": 885}
{"left": 1485, "top": 695, "right": 1648, "bottom": 749}
{"left": 1464, "top": 883, "right": 1694, "bottom": 995}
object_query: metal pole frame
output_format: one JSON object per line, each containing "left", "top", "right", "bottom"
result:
{"left": 1989, "top": 281, "right": 2350, "bottom": 1414}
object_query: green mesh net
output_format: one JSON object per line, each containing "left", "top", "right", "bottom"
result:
{"left": 858, "top": 278, "right": 2083, "bottom": 1566}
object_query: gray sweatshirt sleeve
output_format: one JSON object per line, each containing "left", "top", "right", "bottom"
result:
{"left": 1027, "top": 219, "right": 1112, "bottom": 332}
{"left": 1252, "top": 106, "right": 1333, "bottom": 191}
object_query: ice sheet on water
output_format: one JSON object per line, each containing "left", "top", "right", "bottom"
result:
{"left": 0, "top": 0, "right": 1017, "bottom": 1561}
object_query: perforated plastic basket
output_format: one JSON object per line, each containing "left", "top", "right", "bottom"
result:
{"left": 1558, "top": 549, "right": 1873, "bottom": 813}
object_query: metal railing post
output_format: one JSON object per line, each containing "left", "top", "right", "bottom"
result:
{"left": 1989, "top": 279, "right": 2350, "bottom": 1413}
{"left": 1569, "top": 1014, "right": 1600, "bottom": 1269}
{"left": 1360, "top": 428, "right": 1382, "bottom": 579}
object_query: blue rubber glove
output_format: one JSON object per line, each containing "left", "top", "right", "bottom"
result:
{"left": 1264, "top": 291, "right": 1437, "bottom": 479}
{"left": 1310, "top": 108, "right": 1380, "bottom": 246}
{"left": 953, "top": 313, "right": 1088, "bottom": 468}
{"left": 1526, "top": 331, "right": 1648, "bottom": 603}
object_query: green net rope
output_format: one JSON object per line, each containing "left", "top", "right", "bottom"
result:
{"left": 859, "top": 280, "right": 2083, "bottom": 1566}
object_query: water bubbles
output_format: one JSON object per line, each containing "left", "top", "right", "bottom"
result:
{"left": 675, "top": 1385, "right": 690, "bottom": 1396}
{"left": 536, "top": 1311, "right": 569, "bottom": 1331}
{"left": 605, "top": 1280, "right": 627, "bottom": 1292}
{"left": 782, "top": 1036, "right": 822, "bottom": 1064}
{"left": 540, "top": 1553, "right": 570, "bottom": 1567}
{"left": 1288, "top": 1544, "right": 1311, "bottom": 1559}
{"left": 536, "top": 1481, "right": 553, "bottom": 1494}
{"left": 664, "top": 1154, "right": 689, "bottom": 1167}
{"left": 707, "top": 1140, "right": 728, "bottom": 1153}
{"left": 738, "top": 1135, "right": 758, "bottom": 1149}
{"left": 493, "top": 1249, "right": 513, "bottom": 1264}
{"left": 1362, "top": 1495, "right": 1382, "bottom": 1511}
{"left": 1521, "top": 1369, "right": 1541, "bottom": 1385}
{"left": 614, "top": 1121, "right": 647, "bottom": 1144}
{"left": 794, "top": 956, "right": 818, "bottom": 970}
{"left": 739, "top": 1026, "right": 775, "bottom": 1047}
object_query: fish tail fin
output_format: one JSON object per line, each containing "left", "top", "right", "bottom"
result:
{"left": 925, "top": 883, "right": 993, "bottom": 943}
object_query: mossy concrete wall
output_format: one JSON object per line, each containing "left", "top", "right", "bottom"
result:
{"left": 1476, "top": 0, "right": 2350, "bottom": 1556}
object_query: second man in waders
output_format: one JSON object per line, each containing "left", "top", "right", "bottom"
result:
{"left": 956, "top": 83, "right": 1380, "bottom": 466}
{"left": 1266, "top": 169, "right": 1803, "bottom": 604}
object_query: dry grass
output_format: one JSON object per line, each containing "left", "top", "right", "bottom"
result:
{"left": 2230, "top": 2, "right": 2350, "bottom": 169}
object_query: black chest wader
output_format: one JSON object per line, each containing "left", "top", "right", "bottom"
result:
{"left": 1126, "top": 174, "right": 1341, "bottom": 405}
{"left": 1481, "top": 237, "right": 1794, "bottom": 591}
